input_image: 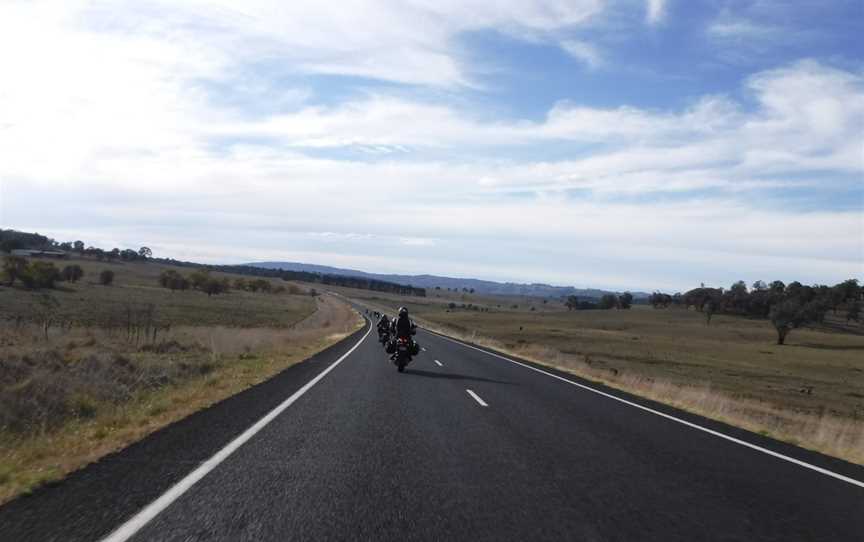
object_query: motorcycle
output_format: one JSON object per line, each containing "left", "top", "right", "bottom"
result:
{"left": 392, "top": 336, "right": 412, "bottom": 372}
{"left": 378, "top": 329, "right": 390, "bottom": 346}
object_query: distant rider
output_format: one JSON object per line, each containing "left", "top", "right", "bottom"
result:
{"left": 377, "top": 313, "right": 390, "bottom": 337}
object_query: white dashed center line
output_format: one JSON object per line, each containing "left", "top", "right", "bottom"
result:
{"left": 466, "top": 389, "right": 488, "bottom": 407}
{"left": 434, "top": 359, "right": 443, "bottom": 367}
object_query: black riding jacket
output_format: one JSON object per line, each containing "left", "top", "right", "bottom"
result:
{"left": 392, "top": 314, "right": 415, "bottom": 337}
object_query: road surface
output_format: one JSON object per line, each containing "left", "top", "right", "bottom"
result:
{"left": 1, "top": 316, "right": 862, "bottom": 541}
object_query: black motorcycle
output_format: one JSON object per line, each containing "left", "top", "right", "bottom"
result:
{"left": 392, "top": 336, "right": 412, "bottom": 372}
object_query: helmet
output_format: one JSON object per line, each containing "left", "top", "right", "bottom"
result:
{"left": 398, "top": 306, "right": 408, "bottom": 317}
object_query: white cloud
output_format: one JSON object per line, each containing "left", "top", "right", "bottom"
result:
{"left": 560, "top": 39, "right": 604, "bottom": 68}
{"left": 1, "top": 2, "right": 861, "bottom": 290}
{"left": 708, "top": 19, "right": 779, "bottom": 40}
{"left": 645, "top": 0, "right": 667, "bottom": 24}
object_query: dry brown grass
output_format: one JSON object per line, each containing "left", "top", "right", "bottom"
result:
{"left": 346, "top": 293, "right": 864, "bottom": 465}
{"left": 0, "top": 257, "right": 317, "bottom": 328}
{"left": 0, "top": 294, "right": 362, "bottom": 504}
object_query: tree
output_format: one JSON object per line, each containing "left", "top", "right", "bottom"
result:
{"left": 598, "top": 294, "right": 618, "bottom": 310}
{"left": 188, "top": 270, "right": 210, "bottom": 290}
{"left": 704, "top": 300, "right": 716, "bottom": 326}
{"left": 20, "top": 261, "right": 61, "bottom": 289}
{"left": 2, "top": 255, "right": 28, "bottom": 286}
{"left": 99, "top": 269, "right": 115, "bottom": 286}
{"left": 835, "top": 279, "right": 861, "bottom": 304}
{"left": 138, "top": 246, "right": 153, "bottom": 260}
{"left": 619, "top": 292, "right": 634, "bottom": 309}
{"left": 73, "top": 240, "right": 85, "bottom": 253}
{"left": 565, "top": 295, "right": 579, "bottom": 311}
{"left": 769, "top": 299, "right": 825, "bottom": 345}
{"left": 250, "top": 279, "right": 272, "bottom": 293}
{"left": 159, "top": 269, "right": 188, "bottom": 291}
{"left": 752, "top": 280, "right": 767, "bottom": 291}
{"left": 770, "top": 280, "right": 785, "bottom": 293}
{"left": 203, "top": 278, "right": 227, "bottom": 296}
{"left": 61, "top": 264, "right": 84, "bottom": 283}
{"left": 33, "top": 294, "right": 61, "bottom": 339}
{"left": 0, "top": 238, "right": 24, "bottom": 253}
{"left": 650, "top": 292, "right": 672, "bottom": 308}
{"left": 847, "top": 302, "right": 861, "bottom": 324}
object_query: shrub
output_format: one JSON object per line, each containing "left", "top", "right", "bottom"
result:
{"left": 2, "top": 256, "right": 28, "bottom": 286}
{"left": 99, "top": 269, "right": 115, "bottom": 285}
{"left": 20, "top": 261, "right": 61, "bottom": 289}
{"left": 61, "top": 264, "right": 84, "bottom": 283}
{"left": 188, "top": 270, "right": 210, "bottom": 290}
{"left": 159, "top": 269, "right": 189, "bottom": 291}
{"left": 248, "top": 279, "right": 272, "bottom": 293}
{"left": 202, "top": 278, "right": 228, "bottom": 296}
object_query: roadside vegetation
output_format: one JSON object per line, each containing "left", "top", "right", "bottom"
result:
{"left": 0, "top": 253, "right": 362, "bottom": 504}
{"left": 333, "top": 282, "right": 864, "bottom": 465}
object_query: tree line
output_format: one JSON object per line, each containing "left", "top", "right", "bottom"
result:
{"left": 650, "top": 279, "right": 861, "bottom": 344}
{"left": 155, "top": 260, "right": 427, "bottom": 297}
{"left": 0, "top": 229, "right": 152, "bottom": 262}
{"left": 1, "top": 257, "right": 115, "bottom": 289}
{"left": 564, "top": 292, "right": 634, "bottom": 311}
{"left": 1, "top": 229, "right": 425, "bottom": 297}
{"left": 158, "top": 269, "right": 302, "bottom": 297}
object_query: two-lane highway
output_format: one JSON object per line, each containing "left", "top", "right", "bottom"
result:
{"left": 1, "top": 316, "right": 862, "bottom": 541}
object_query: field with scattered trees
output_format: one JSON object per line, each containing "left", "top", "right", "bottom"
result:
{"left": 0, "top": 240, "right": 362, "bottom": 503}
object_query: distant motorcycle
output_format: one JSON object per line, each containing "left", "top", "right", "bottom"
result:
{"left": 378, "top": 329, "right": 390, "bottom": 346}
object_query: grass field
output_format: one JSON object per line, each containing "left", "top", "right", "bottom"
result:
{"left": 333, "top": 286, "right": 864, "bottom": 464}
{"left": 0, "top": 257, "right": 362, "bottom": 503}
{"left": 0, "top": 258, "right": 316, "bottom": 328}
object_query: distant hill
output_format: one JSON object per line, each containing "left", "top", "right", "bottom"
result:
{"left": 247, "top": 261, "right": 649, "bottom": 299}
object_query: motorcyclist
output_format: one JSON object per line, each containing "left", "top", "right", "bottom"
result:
{"left": 390, "top": 307, "right": 417, "bottom": 359}
{"left": 377, "top": 313, "right": 390, "bottom": 337}
{"left": 390, "top": 307, "right": 412, "bottom": 335}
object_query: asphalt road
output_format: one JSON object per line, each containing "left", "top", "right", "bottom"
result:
{"left": 1, "top": 315, "right": 862, "bottom": 541}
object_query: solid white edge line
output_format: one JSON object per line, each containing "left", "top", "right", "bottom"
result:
{"left": 101, "top": 317, "right": 373, "bottom": 542}
{"left": 466, "top": 389, "right": 489, "bottom": 407}
{"left": 434, "top": 359, "right": 443, "bottom": 367}
{"left": 426, "top": 330, "right": 864, "bottom": 489}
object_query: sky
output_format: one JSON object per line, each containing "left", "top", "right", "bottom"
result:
{"left": 0, "top": 0, "right": 862, "bottom": 292}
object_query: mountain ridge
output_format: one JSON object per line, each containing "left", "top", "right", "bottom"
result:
{"left": 246, "top": 261, "right": 650, "bottom": 299}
